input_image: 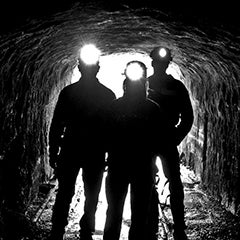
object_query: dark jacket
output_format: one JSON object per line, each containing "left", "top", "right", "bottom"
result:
{"left": 49, "top": 78, "right": 116, "bottom": 164}
{"left": 148, "top": 74, "right": 194, "bottom": 145}
{"left": 106, "top": 95, "right": 168, "bottom": 169}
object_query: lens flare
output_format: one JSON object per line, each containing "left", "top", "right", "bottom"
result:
{"left": 125, "top": 62, "right": 145, "bottom": 81}
{"left": 80, "top": 44, "right": 101, "bottom": 65}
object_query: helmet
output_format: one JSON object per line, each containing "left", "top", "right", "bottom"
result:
{"left": 150, "top": 47, "right": 172, "bottom": 62}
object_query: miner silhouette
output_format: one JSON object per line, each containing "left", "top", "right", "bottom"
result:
{"left": 103, "top": 61, "right": 167, "bottom": 240}
{"left": 48, "top": 44, "right": 116, "bottom": 240}
{"left": 147, "top": 46, "right": 194, "bottom": 240}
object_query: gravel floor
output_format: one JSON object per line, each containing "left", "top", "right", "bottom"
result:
{"left": 23, "top": 163, "right": 240, "bottom": 240}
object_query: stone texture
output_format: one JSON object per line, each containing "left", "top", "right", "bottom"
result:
{"left": 0, "top": 1, "right": 240, "bottom": 238}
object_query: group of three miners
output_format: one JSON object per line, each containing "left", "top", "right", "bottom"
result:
{"left": 48, "top": 44, "right": 194, "bottom": 240}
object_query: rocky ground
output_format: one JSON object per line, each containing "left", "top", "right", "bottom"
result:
{"left": 23, "top": 162, "right": 240, "bottom": 240}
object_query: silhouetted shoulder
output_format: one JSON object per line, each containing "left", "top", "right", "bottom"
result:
{"left": 174, "top": 79, "right": 191, "bottom": 98}
{"left": 174, "top": 78, "right": 187, "bottom": 89}
{"left": 166, "top": 75, "right": 189, "bottom": 95}
{"left": 55, "top": 84, "right": 70, "bottom": 101}
{"left": 64, "top": 81, "right": 80, "bottom": 90}
{"left": 98, "top": 82, "right": 116, "bottom": 100}
{"left": 59, "top": 82, "right": 80, "bottom": 96}
{"left": 168, "top": 75, "right": 185, "bottom": 88}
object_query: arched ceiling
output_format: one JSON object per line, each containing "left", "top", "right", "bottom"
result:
{"left": 1, "top": 1, "right": 239, "bottom": 94}
{"left": 0, "top": 0, "right": 239, "bottom": 34}
{"left": 0, "top": 0, "right": 239, "bottom": 126}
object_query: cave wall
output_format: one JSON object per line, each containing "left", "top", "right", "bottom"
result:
{"left": 0, "top": 3, "right": 240, "bottom": 235}
{"left": 0, "top": 29, "right": 72, "bottom": 236}
{"left": 180, "top": 42, "right": 240, "bottom": 215}
{"left": 0, "top": 30, "right": 72, "bottom": 232}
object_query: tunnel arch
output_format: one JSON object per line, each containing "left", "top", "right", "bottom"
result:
{"left": 0, "top": 2, "right": 240, "bottom": 238}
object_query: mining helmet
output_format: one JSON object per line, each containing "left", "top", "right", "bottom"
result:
{"left": 150, "top": 47, "right": 172, "bottom": 62}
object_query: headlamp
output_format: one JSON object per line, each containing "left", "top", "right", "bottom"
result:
{"left": 79, "top": 44, "right": 101, "bottom": 65}
{"left": 159, "top": 48, "right": 167, "bottom": 58}
{"left": 125, "top": 61, "right": 146, "bottom": 81}
{"left": 150, "top": 47, "right": 172, "bottom": 62}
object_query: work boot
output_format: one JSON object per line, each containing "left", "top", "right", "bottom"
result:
{"left": 79, "top": 230, "right": 93, "bottom": 240}
{"left": 173, "top": 229, "right": 188, "bottom": 240}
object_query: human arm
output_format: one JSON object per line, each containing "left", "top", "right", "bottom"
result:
{"left": 48, "top": 90, "right": 67, "bottom": 169}
{"left": 175, "top": 84, "right": 194, "bottom": 145}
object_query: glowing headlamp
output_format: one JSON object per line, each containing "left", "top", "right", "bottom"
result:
{"left": 79, "top": 44, "right": 101, "bottom": 65}
{"left": 150, "top": 46, "right": 172, "bottom": 62}
{"left": 125, "top": 62, "right": 145, "bottom": 81}
{"left": 159, "top": 48, "right": 167, "bottom": 58}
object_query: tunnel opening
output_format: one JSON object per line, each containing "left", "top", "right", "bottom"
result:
{"left": 0, "top": 2, "right": 240, "bottom": 239}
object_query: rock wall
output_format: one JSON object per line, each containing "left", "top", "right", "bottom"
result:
{"left": 0, "top": 3, "right": 240, "bottom": 237}
{"left": 181, "top": 54, "right": 240, "bottom": 215}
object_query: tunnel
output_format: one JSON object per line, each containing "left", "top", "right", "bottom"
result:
{"left": 0, "top": 0, "right": 240, "bottom": 239}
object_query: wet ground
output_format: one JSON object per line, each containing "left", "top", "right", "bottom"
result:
{"left": 25, "top": 162, "right": 240, "bottom": 240}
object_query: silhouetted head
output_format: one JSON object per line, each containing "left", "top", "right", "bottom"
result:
{"left": 77, "top": 44, "right": 101, "bottom": 78}
{"left": 150, "top": 46, "right": 172, "bottom": 72}
{"left": 123, "top": 60, "right": 148, "bottom": 99}
{"left": 77, "top": 58, "right": 100, "bottom": 77}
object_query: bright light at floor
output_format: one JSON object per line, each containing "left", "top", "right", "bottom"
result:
{"left": 71, "top": 52, "right": 182, "bottom": 98}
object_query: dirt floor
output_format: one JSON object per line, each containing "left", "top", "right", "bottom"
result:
{"left": 23, "top": 162, "right": 240, "bottom": 240}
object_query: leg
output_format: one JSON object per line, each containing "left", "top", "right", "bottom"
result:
{"left": 146, "top": 185, "right": 160, "bottom": 240}
{"left": 79, "top": 164, "right": 104, "bottom": 239}
{"left": 103, "top": 170, "right": 129, "bottom": 240}
{"left": 129, "top": 166, "right": 155, "bottom": 240}
{"left": 145, "top": 157, "right": 160, "bottom": 240}
{"left": 160, "top": 148, "right": 187, "bottom": 239}
{"left": 50, "top": 163, "right": 80, "bottom": 239}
